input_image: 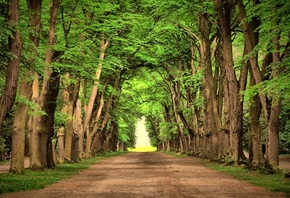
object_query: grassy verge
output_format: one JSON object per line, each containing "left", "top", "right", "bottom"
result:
{"left": 198, "top": 157, "right": 290, "bottom": 196}
{"left": 0, "top": 160, "right": 9, "bottom": 165}
{"left": 0, "top": 151, "right": 124, "bottom": 194}
{"left": 162, "top": 151, "right": 189, "bottom": 158}
{"left": 205, "top": 161, "right": 290, "bottom": 196}
{"left": 165, "top": 151, "right": 290, "bottom": 196}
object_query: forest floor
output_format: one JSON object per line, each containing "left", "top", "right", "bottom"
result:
{"left": 0, "top": 152, "right": 288, "bottom": 198}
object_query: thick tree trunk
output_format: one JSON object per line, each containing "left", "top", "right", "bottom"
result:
{"left": 45, "top": 72, "right": 60, "bottom": 168}
{"left": 0, "top": 0, "right": 22, "bottom": 131}
{"left": 10, "top": 90, "right": 30, "bottom": 174}
{"left": 248, "top": 70, "right": 263, "bottom": 168}
{"left": 215, "top": 0, "right": 243, "bottom": 164}
{"left": 6, "top": 0, "right": 26, "bottom": 174}
{"left": 237, "top": 0, "right": 268, "bottom": 120}
{"left": 199, "top": 13, "right": 221, "bottom": 160}
{"left": 63, "top": 75, "right": 80, "bottom": 162}
{"left": 84, "top": 92, "right": 105, "bottom": 155}
{"left": 57, "top": 74, "right": 79, "bottom": 162}
{"left": 237, "top": 0, "right": 263, "bottom": 167}
{"left": 238, "top": 0, "right": 284, "bottom": 170}
{"left": 30, "top": 0, "right": 60, "bottom": 169}
{"left": 266, "top": 104, "right": 281, "bottom": 168}
{"left": 266, "top": 34, "right": 282, "bottom": 169}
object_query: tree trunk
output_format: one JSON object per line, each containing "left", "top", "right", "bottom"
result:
{"left": 237, "top": 0, "right": 285, "bottom": 170}
{"left": 83, "top": 31, "right": 109, "bottom": 131}
{"left": 199, "top": 13, "right": 221, "bottom": 160}
{"left": 74, "top": 98, "right": 83, "bottom": 158}
{"left": 248, "top": 71, "right": 263, "bottom": 168}
{"left": 63, "top": 75, "right": 80, "bottom": 162}
{"left": 237, "top": 0, "right": 269, "bottom": 121}
{"left": 0, "top": 0, "right": 22, "bottom": 131}
{"left": 57, "top": 126, "right": 65, "bottom": 163}
{"left": 266, "top": 34, "right": 282, "bottom": 169}
{"left": 10, "top": 87, "right": 30, "bottom": 174}
{"left": 45, "top": 72, "right": 60, "bottom": 168}
{"left": 84, "top": 92, "right": 105, "bottom": 155}
{"left": 215, "top": 0, "right": 243, "bottom": 164}
{"left": 6, "top": 0, "right": 25, "bottom": 174}
{"left": 30, "top": 0, "right": 60, "bottom": 169}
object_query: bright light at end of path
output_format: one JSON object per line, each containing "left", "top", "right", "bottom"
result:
{"left": 130, "top": 116, "right": 156, "bottom": 152}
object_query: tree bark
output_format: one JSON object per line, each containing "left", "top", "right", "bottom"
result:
{"left": 63, "top": 74, "right": 80, "bottom": 162}
{"left": 0, "top": 0, "right": 22, "bottom": 131}
{"left": 198, "top": 13, "right": 221, "bottom": 160}
{"left": 248, "top": 71, "right": 263, "bottom": 168}
{"left": 237, "top": 0, "right": 269, "bottom": 120}
{"left": 266, "top": 33, "right": 282, "bottom": 169}
{"left": 57, "top": 126, "right": 65, "bottom": 163}
{"left": 30, "top": 0, "right": 60, "bottom": 169}
{"left": 74, "top": 98, "right": 83, "bottom": 158}
{"left": 5, "top": 0, "right": 26, "bottom": 174}
{"left": 83, "top": 31, "right": 109, "bottom": 131}
{"left": 89, "top": 77, "right": 118, "bottom": 154}
{"left": 44, "top": 72, "right": 60, "bottom": 168}
{"left": 84, "top": 92, "right": 105, "bottom": 155}
{"left": 215, "top": 0, "right": 243, "bottom": 164}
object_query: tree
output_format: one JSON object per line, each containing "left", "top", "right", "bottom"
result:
{"left": 9, "top": 0, "right": 42, "bottom": 174}
{"left": 0, "top": 0, "right": 22, "bottom": 132}
{"left": 29, "top": 0, "right": 60, "bottom": 169}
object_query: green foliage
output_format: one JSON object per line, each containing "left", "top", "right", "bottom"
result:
{"left": 0, "top": 1, "right": 8, "bottom": 94}
{"left": 0, "top": 137, "right": 8, "bottom": 157}
{"left": 0, "top": 112, "right": 13, "bottom": 156}
{"left": 117, "top": 116, "right": 137, "bottom": 147}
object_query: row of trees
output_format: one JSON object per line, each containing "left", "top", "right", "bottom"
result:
{"left": 0, "top": 0, "right": 289, "bottom": 174}
{"left": 133, "top": 0, "right": 290, "bottom": 172}
{"left": 0, "top": 0, "right": 142, "bottom": 173}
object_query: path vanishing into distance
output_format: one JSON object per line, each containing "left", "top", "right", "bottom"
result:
{"left": 0, "top": 152, "right": 287, "bottom": 198}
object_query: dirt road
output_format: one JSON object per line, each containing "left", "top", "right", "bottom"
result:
{"left": 1, "top": 152, "right": 285, "bottom": 198}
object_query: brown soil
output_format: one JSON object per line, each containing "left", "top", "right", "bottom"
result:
{"left": 0, "top": 152, "right": 286, "bottom": 198}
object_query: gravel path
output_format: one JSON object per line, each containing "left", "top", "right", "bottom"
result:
{"left": 0, "top": 152, "right": 285, "bottom": 198}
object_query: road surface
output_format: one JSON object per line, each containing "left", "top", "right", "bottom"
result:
{"left": 0, "top": 152, "right": 285, "bottom": 198}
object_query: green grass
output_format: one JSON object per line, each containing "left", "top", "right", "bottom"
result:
{"left": 203, "top": 159, "right": 290, "bottom": 196}
{"left": 0, "top": 160, "right": 9, "bottom": 165}
{"left": 0, "top": 151, "right": 124, "bottom": 194}
{"left": 162, "top": 151, "right": 190, "bottom": 158}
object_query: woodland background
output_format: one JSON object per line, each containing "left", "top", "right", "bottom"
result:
{"left": 0, "top": 0, "right": 289, "bottom": 174}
